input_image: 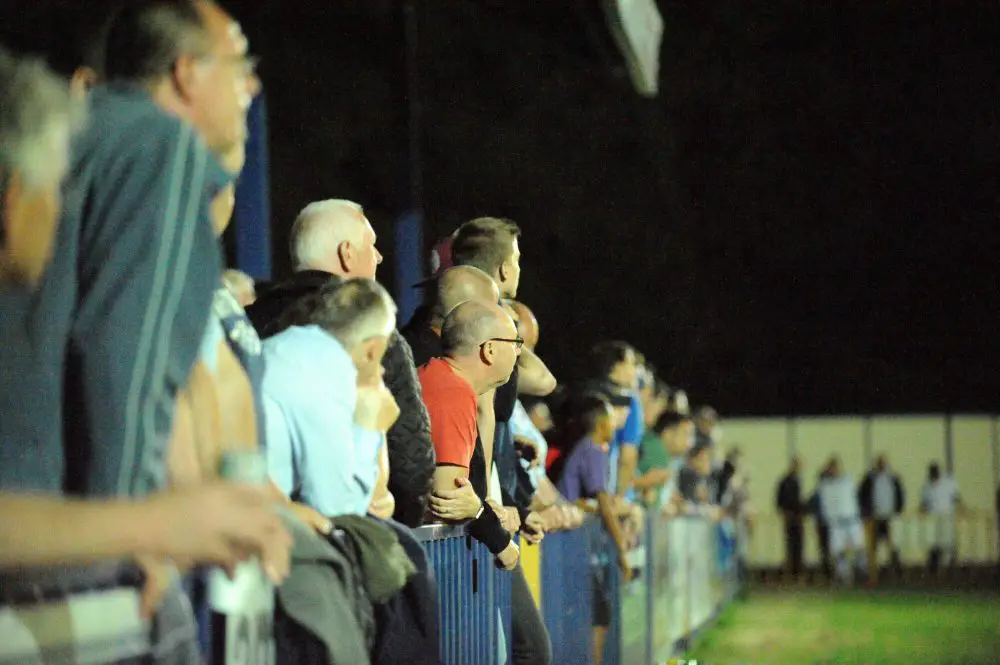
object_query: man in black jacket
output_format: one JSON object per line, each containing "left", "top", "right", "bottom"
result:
{"left": 776, "top": 457, "right": 804, "bottom": 580}
{"left": 858, "top": 455, "right": 904, "bottom": 581}
{"left": 246, "top": 199, "right": 435, "bottom": 527}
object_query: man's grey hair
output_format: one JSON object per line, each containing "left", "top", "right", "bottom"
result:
{"left": 104, "top": 0, "right": 212, "bottom": 84}
{"left": 0, "top": 47, "right": 83, "bottom": 201}
{"left": 289, "top": 199, "right": 366, "bottom": 271}
{"left": 276, "top": 278, "right": 396, "bottom": 351}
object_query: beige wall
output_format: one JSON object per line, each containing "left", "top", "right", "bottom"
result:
{"left": 723, "top": 418, "right": 790, "bottom": 566}
{"left": 733, "top": 414, "right": 999, "bottom": 568}
{"left": 951, "top": 416, "right": 996, "bottom": 511}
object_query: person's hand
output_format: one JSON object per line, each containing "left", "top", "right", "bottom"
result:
{"left": 539, "top": 505, "right": 564, "bottom": 531}
{"left": 617, "top": 547, "right": 634, "bottom": 583}
{"left": 514, "top": 437, "right": 541, "bottom": 468}
{"left": 146, "top": 482, "right": 292, "bottom": 583}
{"left": 289, "top": 501, "right": 333, "bottom": 536}
{"left": 486, "top": 499, "right": 521, "bottom": 533}
{"left": 566, "top": 505, "right": 586, "bottom": 528}
{"left": 368, "top": 488, "right": 396, "bottom": 521}
{"left": 136, "top": 555, "right": 175, "bottom": 619}
{"left": 521, "top": 511, "right": 545, "bottom": 544}
{"left": 376, "top": 386, "right": 400, "bottom": 433}
{"left": 496, "top": 541, "right": 520, "bottom": 571}
{"left": 429, "top": 476, "right": 482, "bottom": 521}
{"left": 505, "top": 507, "right": 522, "bottom": 534}
{"left": 647, "top": 468, "right": 670, "bottom": 486}
{"left": 354, "top": 380, "right": 385, "bottom": 431}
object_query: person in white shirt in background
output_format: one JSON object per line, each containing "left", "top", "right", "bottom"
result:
{"left": 920, "top": 462, "right": 962, "bottom": 576}
{"left": 818, "top": 457, "right": 868, "bottom": 585}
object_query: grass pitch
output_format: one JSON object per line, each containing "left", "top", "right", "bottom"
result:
{"left": 685, "top": 587, "right": 1000, "bottom": 665}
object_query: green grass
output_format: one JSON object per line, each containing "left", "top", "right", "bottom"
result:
{"left": 686, "top": 587, "right": 1000, "bottom": 665}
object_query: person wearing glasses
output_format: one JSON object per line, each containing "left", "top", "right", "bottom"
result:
{"left": 419, "top": 299, "right": 523, "bottom": 571}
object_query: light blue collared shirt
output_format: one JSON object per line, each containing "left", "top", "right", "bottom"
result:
{"left": 260, "top": 325, "right": 383, "bottom": 517}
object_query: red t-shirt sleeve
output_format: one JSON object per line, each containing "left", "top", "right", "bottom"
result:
{"left": 425, "top": 386, "right": 477, "bottom": 466}
{"left": 419, "top": 359, "right": 478, "bottom": 467}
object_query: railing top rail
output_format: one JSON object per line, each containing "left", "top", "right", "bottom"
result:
{"left": 412, "top": 523, "right": 468, "bottom": 543}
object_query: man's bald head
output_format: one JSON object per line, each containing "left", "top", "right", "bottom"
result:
{"left": 441, "top": 300, "right": 509, "bottom": 357}
{"left": 434, "top": 265, "right": 500, "bottom": 320}
{"left": 509, "top": 300, "right": 539, "bottom": 350}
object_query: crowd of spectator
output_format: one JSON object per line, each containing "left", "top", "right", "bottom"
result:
{"left": 777, "top": 454, "right": 965, "bottom": 586}
{"left": 0, "top": 2, "right": 749, "bottom": 664}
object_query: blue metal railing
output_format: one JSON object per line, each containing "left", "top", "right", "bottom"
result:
{"left": 540, "top": 518, "right": 598, "bottom": 664}
{"left": 414, "top": 524, "right": 512, "bottom": 665}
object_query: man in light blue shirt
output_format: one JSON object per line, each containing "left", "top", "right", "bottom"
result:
{"left": 261, "top": 279, "right": 397, "bottom": 517}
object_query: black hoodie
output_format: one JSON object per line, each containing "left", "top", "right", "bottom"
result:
{"left": 247, "top": 270, "right": 436, "bottom": 527}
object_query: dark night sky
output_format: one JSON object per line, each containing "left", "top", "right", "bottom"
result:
{"left": 8, "top": 1, "right": 1000, "bottom": 416}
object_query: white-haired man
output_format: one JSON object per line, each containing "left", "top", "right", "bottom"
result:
{"left": 248, "top": 199, "right": 436, "bottom": 528}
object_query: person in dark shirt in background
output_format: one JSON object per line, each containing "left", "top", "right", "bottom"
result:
{"left": 677, "top": 442, "right": 722, "bottom": 522}
{"left": 808, "top": 458, "right": 836, "bottom": 580}
{"left": 776, "top": 456, "right": 804, "bottom": 581}
{"left": 553, "top": 392, "right": 631, "bottom": 665}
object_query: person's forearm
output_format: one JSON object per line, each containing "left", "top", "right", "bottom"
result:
{"left": 0, "top": 495, "right": 162, "bottom": 567}
{"left": 167, "top": 387, "right": 203, "bottom": 487}
{"left": 187, "top": 359, "right": 222, "bottom": 478}
{"left": 597, "top": 493, "right": 627, "bottom": 551}
{"left": 516, "top": 348, "right": 557, "bottom": 397}
{"left": 617, "top": 446, "right": 638, "bottom": 496}
{"left": 215, "top": 343, "right": 259, "bottom": 455}
{"left": 467, "top": 502, "right": 512, "bottom": 555}
{"left": 631, "top": 469, "right": 667, "bottom": 491}
{"left": 477, "top": 391, "right": 497, "bottom": 470}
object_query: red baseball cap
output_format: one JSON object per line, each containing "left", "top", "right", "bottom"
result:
{"left": 413, "top": 233, "right": 456, "bottom": 287}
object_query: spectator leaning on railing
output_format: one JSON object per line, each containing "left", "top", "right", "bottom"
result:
{"left": 645, "top": 409, "right": 694, "bottom": 516}
{"left": 550, "top": 391, "right": 633, "bottom": 665}
{"left": 259, "top": 278, "right": 441, "bottom": 665}
{"left": 586, "top": 342, "right": 643, "bottom": 497}
{"left": 419, "top": 299, "right": 522, "bottom": 567}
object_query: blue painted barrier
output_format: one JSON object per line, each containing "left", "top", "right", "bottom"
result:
{"left": 414, "top": 525, "right": 512, "bottom": 665}
{"left": 540, "top": 518, "right": 598, "bottom": 664}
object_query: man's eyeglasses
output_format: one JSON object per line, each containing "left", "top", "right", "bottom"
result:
{"left": 485, "top": 337, "right": 525, "bottom": 351}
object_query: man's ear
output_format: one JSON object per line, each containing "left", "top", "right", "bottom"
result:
{"left": 479, "top": 340, "right": 495, "bottom": 367}
{"left": 497, "top": 261, "right": 508, "bottom": 285}
{"left": 69, "top": 66, "right": 100, "bottom": 99}
{"left": 171, "top": 54, "right": 201, "bottom": 101}
{"left": 337, "top": 241, "right": 353, "bottom": 273}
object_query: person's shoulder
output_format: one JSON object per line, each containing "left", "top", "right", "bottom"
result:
{"left": 265, "top": 326, "right": 349, "bottom": 374}
{"left": 84, "top": 84, "right": 187, "bottom": 145}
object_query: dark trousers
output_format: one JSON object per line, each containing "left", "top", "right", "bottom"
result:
{"left": 816, "top": 520, "right": 832, "bottom": 578}
{"left": 511, "top": 563, "right": 552, "bottom": 665}
{"left": 784, "top": 519, "right": 804, "bottom": 577}
{"left": 868, "top": 519, "right": 902, "bottom": 578}
{"left": 372, "top": 519, "right": 442, "bottom": 665}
